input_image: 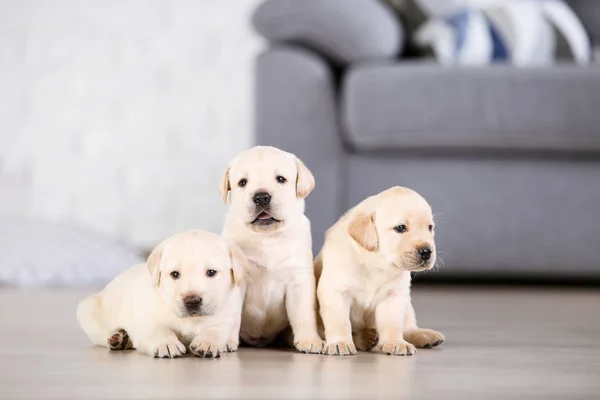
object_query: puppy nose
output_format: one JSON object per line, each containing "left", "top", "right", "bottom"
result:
{"left": 183, "top": 295, "right": 202, "bottom": 309}
{"left": 418, "top": 247, "right": 432, "bottom": 261}
{"left": 253, "top": 192, "right": 271, "bottom": 206}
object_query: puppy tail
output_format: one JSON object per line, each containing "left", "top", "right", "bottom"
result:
{"left": 76, "top": 295, "right": 109, "bottom": 347}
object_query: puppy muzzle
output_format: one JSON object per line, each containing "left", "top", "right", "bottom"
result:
{"left": 396, "top": 251, "right": 436, "bottom": 271}
{"left": 249, "top": 205, "right": 281, "bottom": 227}
{"left": 181, "top": 295, "right": 210, "bottom": 317}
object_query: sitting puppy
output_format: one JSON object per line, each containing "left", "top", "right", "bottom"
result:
{"left": 76, "top": 230, "right": 247, "bottom": 358}
{"left": 220, "top": 146, "right": 324, "bottom": 353}
{"left": 316, "top": 187, "right": 445, "bottom": 356}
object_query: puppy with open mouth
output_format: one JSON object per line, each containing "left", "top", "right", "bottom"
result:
{"left": 316, "top": 186, "right": 445, "bottom": 356}
{"left": 220, "top": 146, "right": 324, "bottom": 353}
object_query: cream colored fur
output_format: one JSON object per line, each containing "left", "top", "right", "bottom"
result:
{"left": 316, "top": 187, "right": 445, "bottom": 356}
{"left": 76, "top": 230, "right": 247, "bottom": 358}
{"left": 220, "top": 146, "right": 324, "bottom": 353}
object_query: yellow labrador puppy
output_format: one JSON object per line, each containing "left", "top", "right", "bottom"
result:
{"left": 316, "top": 187, "right": 445, "bottom": 356}
{"left": 76, "top": 230, "right": 247, "bottom": 358}
{"left": 220, "top": 146, "right": 324, "bottom": 354}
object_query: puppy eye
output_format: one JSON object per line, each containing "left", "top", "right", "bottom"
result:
{"left": 276, "top": 176, "right": 287, "bottom": 184}
{"left": 238, "top": 179, "right": 247, "bottom": 188}
{"left": 170, "top": 271, "right": 180, "bottom": 280}
{"left": 206, "top": 269, "right": 218, "bottom": 278}
{"left": 394, "top": 225, "right": 407, "bottom": 233}
{"left": 429, "top": 225, "right": 434, "bottom": 232}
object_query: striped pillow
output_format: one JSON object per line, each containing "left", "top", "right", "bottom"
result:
{"left": 386, "top": 0, "right": 593, "bottom": 65}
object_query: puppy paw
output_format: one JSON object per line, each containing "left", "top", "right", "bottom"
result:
{"left": 353, "top": 329, "right": 378, "bottom": 352}
{"left": 377, "top": 340, "right": 416, "bottom": 356}
{"left": 150, "top": 339, "right": 186, "bottom": 358}
{"left": 222, "top": 339, "right": 239, "bottom": 353}
{"left": 404, "top": 328, "right": 445, "bottom": 348}
{"left": 190, "top": 340, "right": 221, "bottom": 358}
{"left": 323, "top": 341, "right": 357, "bottom": 356}
{"left": 107, "top": 328, "right": 134, "bottom": 351}
{"left": 294, "top": 338, "right": 325, "bottom": 354}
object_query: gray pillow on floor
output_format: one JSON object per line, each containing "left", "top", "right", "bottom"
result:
{"left": 0, "top": 217, "right": 144, "bottom": 287}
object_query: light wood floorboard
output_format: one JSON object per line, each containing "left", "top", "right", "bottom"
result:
{"left": 1, "top": 287, "right": 599, "bottom": 399}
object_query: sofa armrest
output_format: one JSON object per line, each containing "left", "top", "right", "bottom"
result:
{"left": 252, "top": 0, "right": 403, "bottom": 65}
{"left": 255, "top": 46, "right": 344, "bottom": 252}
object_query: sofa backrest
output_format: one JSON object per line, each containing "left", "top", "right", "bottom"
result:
{"left": 567, "top": 0, "right": 600, "bottom": 43}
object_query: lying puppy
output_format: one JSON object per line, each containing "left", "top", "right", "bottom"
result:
{"left": 316, "top": 186, "right": 445, "bottom": 356}
{"left": 220, "top": 146, "right": 324, "bottom": 353}
{"left": 77, "top": 230, "right": 247, "bottom": 358}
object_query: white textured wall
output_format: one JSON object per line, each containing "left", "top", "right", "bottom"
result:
{"left": 0, "top": 0, "right": 261, "bottom": 249}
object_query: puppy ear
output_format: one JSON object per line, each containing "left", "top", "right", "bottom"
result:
{"left": 348, "top": 212, "right": 378, "bottom": 252}
{"left": 295, "top": 158, "right": 315, "bottom": 198}
{"left": 227, "top": 241, "right": 248, "bottom": 287}
{"left": 219, "top": 165, "right": 231, "bottom": 204}
{"left": 147, "top": 241, "right": 166, "bottom": 286}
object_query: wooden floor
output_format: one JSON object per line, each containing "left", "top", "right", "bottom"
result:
{"left": 1, "top": 286, "right": 599, "bottom": 399}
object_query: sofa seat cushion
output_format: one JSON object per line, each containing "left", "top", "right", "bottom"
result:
{"left": 342, "top": 63, "right": 600, "bottom": 153}
{"left": 346, "top": 154, "right": 600, "bottom": 277}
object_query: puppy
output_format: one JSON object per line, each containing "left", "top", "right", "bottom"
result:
{"left": 220, "top": 146, "right": 324, "bottom": 353}
{"left": 316, "top": 187, "right": 445, "bottom": 356}
{"left": 76, "top": 230, "right": 247, "bottom": 358}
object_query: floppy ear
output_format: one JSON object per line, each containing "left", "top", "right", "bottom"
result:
{"left": 227, "top": 241, "right": 248, "bottom": 287}
{"left": 219, "top": 165, "right": 231, "bottom": 204}
{"left": 147, "top": 241, "right": 166, "bottom": 286}
{"left": 295, "top": 158, "right": 315, "bottom": 198}
{"left": 347, "top": 212, "right": 378, "bottom": 252}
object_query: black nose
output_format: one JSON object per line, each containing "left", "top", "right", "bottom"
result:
{"left": 184, "top": 295, "right": 202, "bottom": 309}
{"left": 253, "top": 192, "right": 271, "bottom": 207}
{"left": 418, "top": 247, "right": 432, "bottom": 261}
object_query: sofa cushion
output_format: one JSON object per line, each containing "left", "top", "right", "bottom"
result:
{"left": 346, "top": 154, "right": 600, "bottom": 277}
{"left": 252, "top": 0, "right": 403, "bottom": 65}
{"left": 342, "top": 63, "right": 600, "bottom": 153}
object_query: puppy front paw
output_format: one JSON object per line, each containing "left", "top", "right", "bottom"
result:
{"left": 404, "top": 328, "right": 445, "bottom": 348}
{"left": 323, "top": 341, "right": 357, "bottom": 356}
{"left": 190, "top": 339, "right": 221, "bottom": 358}
{"left": 353, "top": 329, "right": 378, "bottom": 352}
{"left": 294, "top": 338, "right": 325, "bottom": 354}
{"left": 222, "top": 339, "right": 239, "bottom": 353}
{"left": 150, "top": 339, "right": 186, "bottom": 358}
{"left": 377, "top": 340, "right": 416, "bottom": 356}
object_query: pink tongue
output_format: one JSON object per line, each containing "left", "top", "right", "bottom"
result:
{"left": 257, "top": 212, "right": 271, "bottom": 220}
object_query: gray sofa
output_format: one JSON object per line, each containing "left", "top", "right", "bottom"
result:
{"left": 252, "top": 0, "right": 600, "bottom": 279}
